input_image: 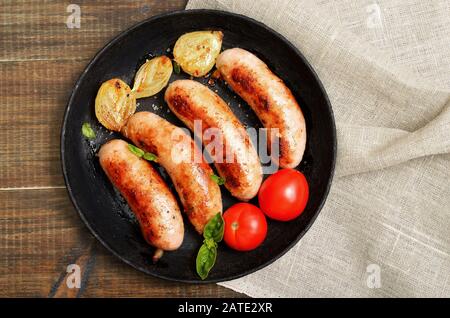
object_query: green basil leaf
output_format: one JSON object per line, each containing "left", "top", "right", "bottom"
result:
{"left": 203, "top": 213, "right": 224, "bottom": 242}
{"left": 204, "top": 238, "right": 217, "bottom": 250}
{"left": 173, "top": 60, "right": 181, "bottom": 74}
{"left": 143, "top": 152, "right": 158, "bottom": 162}
{"left": 210, "top": 174, "right": 225, "bottom": 186}
{"left": 128, "top": 144, "right": 145, "bottom": 158}
{"left": 81, "top": 122, "right": 96, "bottom": 140}
{"left": 196, "top": 242, "right": 217, "bottom": 280}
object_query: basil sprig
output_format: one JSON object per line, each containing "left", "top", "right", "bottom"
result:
{"left": 128, "top": 143, "right": 158, "bottom": 162}
{"left": 210, "top": 174, "right": 225, "bottom": 185}
{"left": 196, "top": 213, "right": 224, "bottom": 280}
{"left": 204, "top": 212, "right": 224, "bottom": 242}
{"left": 196, "top": 243, "right": 217, "bottom": 280}
{"left": 173, "top": 60, "right": 181, "bottom": 74}
{"left": 143, "top": 152, "right": 158, "bottom": 161}
{"left": 81, "top": 122, "right": 96, "bottom": 140}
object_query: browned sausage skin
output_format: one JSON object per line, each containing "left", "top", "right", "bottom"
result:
{"left": 122, "top": 112, "right": 222, "bottom": 234}
{"left": 165, "top": 80, "right": 263, "bottom": 201}
{"left": 98, "top": 139, "right": 184, "bottom": 255}
{"left": 216, "top": 48, "right": 307, "bottom": 168}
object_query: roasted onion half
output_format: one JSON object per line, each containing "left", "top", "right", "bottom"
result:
{"left": 132, "top": 56, "right": 173, "bottom": 99}
{"left": 173, "top": 31, "right": 223, "bottom": 77}
{"left": 95, "top": 78, "right": 136, "bottom": 131}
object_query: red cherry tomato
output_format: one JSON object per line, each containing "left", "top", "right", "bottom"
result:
{"left": 223, "top": 203, "right": 267, "bottom": 251}
{"left": 258, "top": 169, "right": 309, "bottom": 221}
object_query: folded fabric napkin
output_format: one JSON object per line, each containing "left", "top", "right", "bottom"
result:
{"left": 187, "top": 0, "right": 450, "bottom": 297}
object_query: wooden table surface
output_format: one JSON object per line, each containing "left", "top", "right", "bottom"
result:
{"left": 0, "top": 0, "right": 243, "bottom": 298}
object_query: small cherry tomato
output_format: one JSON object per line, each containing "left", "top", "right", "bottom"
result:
{"left": 223, "top": 203, "right": 267, "bottom": 251}
{"left": 258, "top": 169, "right": 309, "bottom": 221}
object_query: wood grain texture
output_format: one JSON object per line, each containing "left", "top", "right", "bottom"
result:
{"left": 0, "top": 188, "right": 241, "bottom": 298}
{"left": 0, "top": 0, "right": 243, "bottom": 298}
{"left": 0, "top": 60, "right": 86, "bottom": 188}
{"left": 0, "top": 0, "right": 188, "bottom": 61}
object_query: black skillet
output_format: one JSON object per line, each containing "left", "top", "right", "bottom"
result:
{"left": 61, "top": 9, "right": 336, "bottom": 283}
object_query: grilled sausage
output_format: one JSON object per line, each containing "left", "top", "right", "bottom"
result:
{"left": 216, "top": 48, "right": 307, "bottom": 168}
{"left": 122, "top": 112, "right": 222, "bottom": 234}
{"left": 98, "top": 139, "right": 184, "bottom": 260}
{"left": 165, "top": 80, "right": 262, "bottom": 201}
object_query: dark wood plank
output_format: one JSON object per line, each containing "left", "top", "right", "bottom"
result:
{"left": 0, "top": 188, "right": 242, "bottom": 297}
{"left": 0, "top": 188, "right": 93, "bottom": 297}
{"left": 0, "top": 60, "right": 86, "bottom": 188}
{"left": 0, "top": 0, "right": 188, "bottom": 62}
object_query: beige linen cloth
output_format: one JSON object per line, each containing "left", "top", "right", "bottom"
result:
{"left": 187, "top": 0, "right": 450, "bottom": 297}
